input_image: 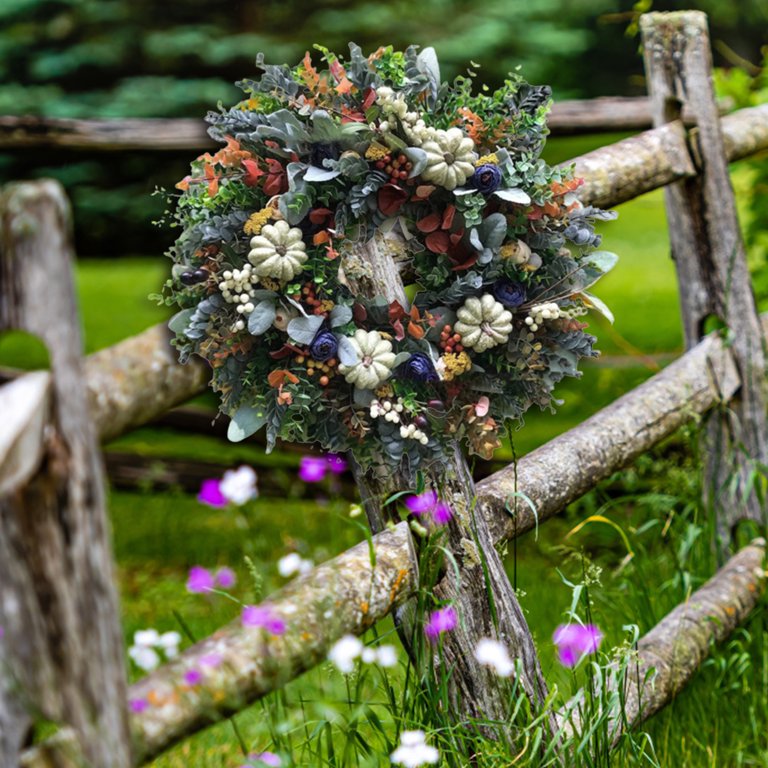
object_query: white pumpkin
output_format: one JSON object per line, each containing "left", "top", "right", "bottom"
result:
{"left": 420, "top": 127, "right": 477, "bottom": 191}
{"left": 248, "top": 220, "right": 307, "bottom": 281}
{"left": 454, "top": 294, "right": 513, "bottom": 353}
{"left": 338, "top": 329, "right": 396, "bottom": 390}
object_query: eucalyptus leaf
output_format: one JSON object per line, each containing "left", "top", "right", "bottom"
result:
{"left": 305, "top": 165, "right": 342, "bottom": 182}
{"left": 579, "top": 291, "right": 615, "bottom": 324}
{"left": 337, "top": 335, "right": 359, "bottom": 365}
{"left": 353, "top": 387, "right": 375, "bottom": 408}
{"left": 227, "top": 406, "right": 268, "bottom": 442}
{"left": 329, "top": 304, "right": 353, "bottom": 327}
{"left": 393, "top": 351, "right": 412, "bottom": 367}
{"left": 247, "top": 300, "right": 276, "bottom": 335}
{"left": 168, "top": 308, "right": 194, "bottom": 335}
{"left": 287, "top": 314, "right": 325, "bottom": 344}
{"left": 581, "top": 250, "right": 619, "bottom": 275}
{"left": 402, "top": 147, "right": 428, "bottom": 177}
{"left": 494, "top": 188, "right": 531, "bottom": 204}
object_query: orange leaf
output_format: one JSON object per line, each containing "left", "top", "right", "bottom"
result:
{"left": 268, "top": 370, "right": 299, "bottom": 388}
{"left": 407, "top": 321, "right": 425, "bottom": 340}
{"left": 313, "top": 230, "right": 331, "bottom": 245}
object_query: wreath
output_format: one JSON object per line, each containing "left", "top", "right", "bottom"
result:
{"left": 162, "top": 45, "right": 617, "bottom": 470}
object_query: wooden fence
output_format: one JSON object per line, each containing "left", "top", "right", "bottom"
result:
{"left": 1, "top": 11, "right": 768, "bottom": 767}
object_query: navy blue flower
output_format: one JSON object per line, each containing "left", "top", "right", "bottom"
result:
{"left": 310, "top": 328, "right": 338, "bottom": 362}
{"left": 470, "top": 164, "right": 502, "bottom": 195}
{"left": 400, "top": 352, "right": 439, "bottom": 384}
{"left": 492, "top": 280, "right": 527, "bottom": 309}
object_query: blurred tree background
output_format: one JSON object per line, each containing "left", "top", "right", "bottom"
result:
{"left": 0, "top": 0, "right": 766, "bottom": 257}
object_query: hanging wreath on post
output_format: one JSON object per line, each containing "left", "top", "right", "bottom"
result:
{"left": 162, "top": 44, "right": 617, "bottom": 470}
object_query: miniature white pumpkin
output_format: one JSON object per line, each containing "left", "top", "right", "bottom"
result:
{"left": 420, "top": 127, "right": 477, "bottom": 191}
{"left": 248, "top": 220, "right": 307, "bottom": 281}
{"left": 338, "top": 329, "right": 396, "bottom": 389}
{"left": 454, "top": 294, "right": 513, "bottom": 353}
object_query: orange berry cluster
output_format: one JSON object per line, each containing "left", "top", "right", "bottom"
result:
{"left": 374, "top": 153, "right": 413, "bottom": 185}
{"left": 289, "top": 282, "right": 330, "bottom": 315}
{"left": 294, "top": 354, "right": 338, "bottom": 388}
{"left": 439, "top": 324, "right": 464, "bottom": 354}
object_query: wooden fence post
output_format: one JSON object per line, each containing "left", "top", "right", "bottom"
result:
{"left": 0, "top": 181, "right": 132, "bottom": 767}
{"left": 641, "top": 12, "right": 768, "bottom": 541}
{"left": 347, "top": 235, "right": 553, "bottom": 740}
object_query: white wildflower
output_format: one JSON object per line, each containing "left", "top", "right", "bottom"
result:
{"left": 391, "top": 730, "right": 439, "bottom": 767}
{"left": 474, "top": 638, "right": 515, "bottom": 677}
{"left": 219, "top": 465, "right": 258, "bottom": 505}
{"left": 328, "top": 635, "right": 363, "bottom": 673}
{"left": 277, "top": 553, "right": 314, "bottom": 578}
{"left": 128, "top": 644, "right": 160, "bottom": 672}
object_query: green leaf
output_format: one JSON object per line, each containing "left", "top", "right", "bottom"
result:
{"left": 579, "top": 291, "right": 614, "bottom": 324}
{"left": 227, "top": 405, "right": 267, "bottom": 442}
{"left": 402, "top": 147, "right": 428, "bottom": 177}
{"left": 247, "top": 299, "right": 276, "bottom": 335}
{"left": 337, "top": 336, "right": 358, "bottom": 365}
{"left": 494, "top": 188, "right": 531, "bottom": 204}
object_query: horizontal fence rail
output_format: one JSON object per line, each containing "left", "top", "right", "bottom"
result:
{"left": 0, "top": 97, "right": 735, "bottom": 152}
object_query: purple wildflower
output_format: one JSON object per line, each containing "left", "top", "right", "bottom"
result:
{"left": 242, "top": 753, "right": 282, "bottom": 768}
{"left": 404, "top": 491, "right": 453, "bottom": 526}
{"left": 215, "top": 566, "right": 236, "bottom": 589}
{"left": 129, "top": 698, "right": 149, "bottom": 713}
{"left": 198, "top": 478, "right": 227, "bottom": 508}
{"left": 553, "top": 624, "right": 602, "bottom": 668}
{"left": 424, "top": 606, "right": 458, "bottom": 642}
{"left": 184, "top": 668, "right": 203, "bottom": 686}
{"left": 299, "top": 456, "right": 328, "bottom": 482}
{"left": 242, "top": 605, "right": 286, "bottom": 635}
{"left": 186, "top": 565, "right": 215, "bottom": 594}
{"left": 199, "top": 652, "right": 224, "bottom": 669}
{"left": 326, "top": 454, "right": 348, "bottom": 474}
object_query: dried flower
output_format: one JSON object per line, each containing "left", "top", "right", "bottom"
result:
{"left": 399, "top": 352, "right": 439, "bottom": 383}
{"left": 470, "top": 163, "right": 502, "bottom": 195}
{"left": 492, "top": 279, "right": 527, "bottom": 309}
{"left": 309, "top": 328, "right": 338, "bottom": 362}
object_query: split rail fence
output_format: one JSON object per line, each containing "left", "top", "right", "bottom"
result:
{"left": 1, "top": 11, "right": 768, "bottom": 767}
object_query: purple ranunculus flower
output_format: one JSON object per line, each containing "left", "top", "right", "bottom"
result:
{"left": 424, "top": 606, "right": 458, "bottom": 642}
{"left": 197, "top": 478, "right": 227, "bottom": 508}
{"left": 400, "top": 352, "right": 439, "bottom": 384}
{"left": 326, "top": 454, "right": 348, "bottom": 474}
{"left": 242, "top": 604, "right": 286, "bottom": 635}
{"left": 299, "top": 456, "right": 328, "bottom": 482}
{"left": 186, "top": 566, "right": 215, "bottom": 594}
{"left": 492, "top": 279, "right": 527, "bottom": 309}
{"left": 309, "top": 328, "right": 338, "bottom": 362}
{"left": 553, "top": 623, "right": 602, "bottom": 668}
{"left": 471, "top": 164, "right": 502, "bottom": 195}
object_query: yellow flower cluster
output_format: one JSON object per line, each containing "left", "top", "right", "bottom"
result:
{"left": 244, "top": 208, "right": 273, "bottom": 236}
{"left": 442, "top": 351, "right": 472, "bottom": 381}
{"left": 475, "top": 153, "right": 499, "bottom": 167}
{"left": 365, "top": 143, "right": 390, "bottom": 161}
{"left": 259, "top": 277, "right": 281, "bottom": 291}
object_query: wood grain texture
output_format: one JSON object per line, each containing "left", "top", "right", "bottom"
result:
{"left": 0, "top": 181, "right": 132, "bottom": 767}
{"left": 346, "top": 234, "right": 553, "bottom": 739}
{"left": 641, "top": 11, "right": 768, "bottom": 538}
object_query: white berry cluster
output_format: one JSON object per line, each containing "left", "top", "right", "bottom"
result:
{"left": 370, "top": 397, "right": 429, "bottom": 445}
{"left": 399, "top": 422, "right": 429, "bottom": 446}
{"left": 524, "top": 302, "right": 562, "bottom": 332}
{"left": 369, "top": 396, "right": 404, "bottom": 422}
{"left": 373, "top": 86, "right": 435, "bottom": 144}
{"left": 219, "top": 264, "right": 257, "bottom": 331}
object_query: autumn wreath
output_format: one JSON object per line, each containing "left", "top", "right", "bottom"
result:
{"left": 161, "top": 45, "right": 617, "bottom": 469}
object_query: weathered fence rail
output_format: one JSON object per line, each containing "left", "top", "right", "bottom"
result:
{"left": 3, "top": 11, "right": 768, "bottom": 767}
{"left": 0, "top": 96, "right": 733, "bottom": 152}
